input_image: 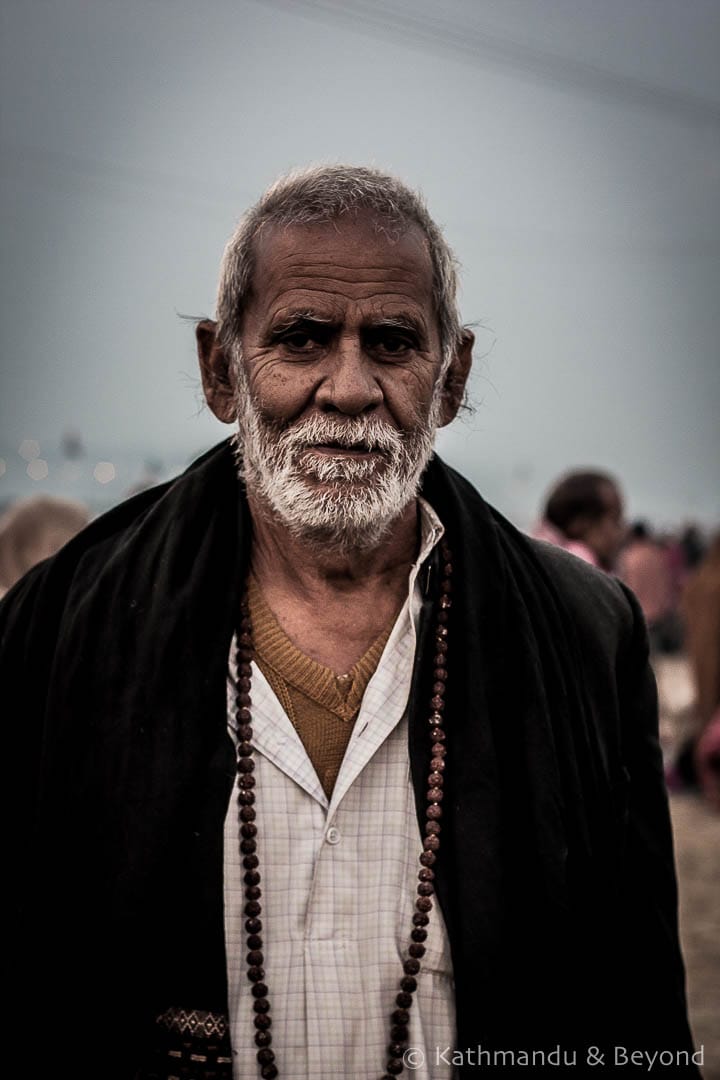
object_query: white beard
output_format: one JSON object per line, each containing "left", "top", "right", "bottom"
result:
{"left": 232, "top": 367, "right": 441, "bottom": 552}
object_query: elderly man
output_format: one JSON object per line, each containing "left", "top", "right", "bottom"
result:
{"left": 3, "top": 167, "right": 697, "bottom": 1078}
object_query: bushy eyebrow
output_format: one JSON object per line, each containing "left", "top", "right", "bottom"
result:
{"left": 270, "top": 310, "right": 423, "bottom": 330}
{"left": 265, "top": 310, "right": 427, "bottom": 345}
{"left": 269, "top": 310, "right": 335, "bottom": 333}
{"left": 367, "top": 315, "right": 424, "bottom": 336}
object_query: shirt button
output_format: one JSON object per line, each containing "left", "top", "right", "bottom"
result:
{"left": 326, "top": 826, "right": 340, "bottom": 845}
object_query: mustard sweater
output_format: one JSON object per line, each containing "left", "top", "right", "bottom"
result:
{"left": 247, "top": 575, "right": 393, "bottom": 797}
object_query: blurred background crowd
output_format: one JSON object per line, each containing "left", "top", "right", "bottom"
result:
{"left": 532, "top": 468, "right": 719, "bottom": 811}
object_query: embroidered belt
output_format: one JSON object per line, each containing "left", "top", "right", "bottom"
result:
{"left": 140, "top": 1007, "right": 233, "bottom": 1080}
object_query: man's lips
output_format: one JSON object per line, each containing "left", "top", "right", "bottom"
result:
{"left": 304, "top": 443, "right": 383, "bottom": 460}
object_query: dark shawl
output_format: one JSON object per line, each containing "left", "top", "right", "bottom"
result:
{"left": 2, "top": 442, "right": 696, "bottom": 1076}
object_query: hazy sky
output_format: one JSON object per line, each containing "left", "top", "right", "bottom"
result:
{"left": 1, "top": 0, "right": 719, "bottom": 526}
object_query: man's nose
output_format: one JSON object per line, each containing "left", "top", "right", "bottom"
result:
{"left": 314, "top": 338, "right": 383, "bottom": 415}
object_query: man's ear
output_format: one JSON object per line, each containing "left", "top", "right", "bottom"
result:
{"left": 196, "top": 319, "right": 236, "bottom": 424}
{"left": 437, "top": 328, "right": 474, "bottom": 427}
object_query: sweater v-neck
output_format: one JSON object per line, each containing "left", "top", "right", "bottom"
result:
{"left": 246, "top": 573, "right": 395, "bottom": 722}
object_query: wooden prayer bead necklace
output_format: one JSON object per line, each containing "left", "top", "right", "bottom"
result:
{"left": 233, "top": 542, "right": 453, "bottom": 1079}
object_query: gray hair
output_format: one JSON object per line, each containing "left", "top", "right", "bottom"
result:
{"left": 215, "top": 164, "right": 463, "bottom": 369}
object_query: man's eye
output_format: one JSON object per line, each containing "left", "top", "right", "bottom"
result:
{"left": 282, "top": 331, "right": 319, "bottom": 351}
{"left": 384, "top": 338, "right": 408, "bottom": 352}
{"left": 375, "top": 334, "right": 413, "bottom": 356}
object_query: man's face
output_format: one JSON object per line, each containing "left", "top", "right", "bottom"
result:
{"left": 221, "top": 215, "right": 459, "bottom": 549}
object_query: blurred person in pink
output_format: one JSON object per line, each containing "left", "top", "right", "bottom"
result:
{"left": 619, "top": 522, "right": 679, "bottom": 654}
{"left": 534, "top": 469, "right": 625, "bottom": 572}
{"left": 681, "top": 534, "right": 720, "bottom": 809}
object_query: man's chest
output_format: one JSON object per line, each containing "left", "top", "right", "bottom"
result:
{"left": 223, "top": 662, "right": 455, "bottom": 1079}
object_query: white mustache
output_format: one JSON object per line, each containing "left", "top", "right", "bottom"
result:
{"left": 233, "top": 376, "right": 437, "bottom": 550}
{"left": 276, "top": 416, "right": 405, "bottom": 457}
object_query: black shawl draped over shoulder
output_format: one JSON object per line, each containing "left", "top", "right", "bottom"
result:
{"left": 2, "top": 442, "right": 696, "bottom": 1076}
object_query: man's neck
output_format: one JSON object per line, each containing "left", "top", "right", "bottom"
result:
{"left": 248, "top": 495, "right": 419, "bottom": 592}
{"left": 247, "top": 496, "right": 420, "bottom": 672}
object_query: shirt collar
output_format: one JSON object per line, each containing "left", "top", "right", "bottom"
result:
{"left": 417, "top": 495, "right": 445, "bottom": 564}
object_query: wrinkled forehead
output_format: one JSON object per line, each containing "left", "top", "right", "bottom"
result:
{"left": 247, "top": 212, "right": 437, "bottom": 318}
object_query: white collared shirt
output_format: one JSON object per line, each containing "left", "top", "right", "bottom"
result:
{"left": 224, "top": 500, "right": 455, "bottom": 1079}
